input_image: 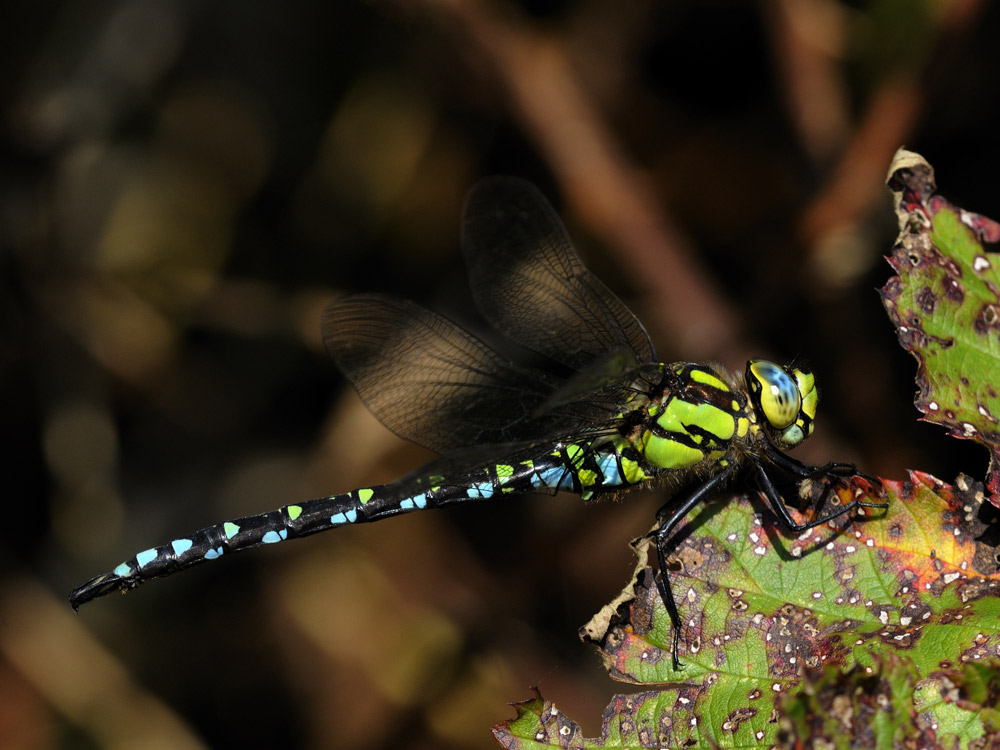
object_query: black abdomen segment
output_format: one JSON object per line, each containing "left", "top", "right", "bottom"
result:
{"left": 69, "top": 487, "right": 400, "bottom": 608}
{"left": 69, "top": 442, "right": 646, "bottom": 608}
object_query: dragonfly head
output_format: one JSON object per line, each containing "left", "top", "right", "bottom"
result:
{"left": 745, "top": 360, "right": 817, "bottom": 449}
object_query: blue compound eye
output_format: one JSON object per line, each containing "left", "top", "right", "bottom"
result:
{"left": 748, "top": 360, "right": 801, "bottom": 431}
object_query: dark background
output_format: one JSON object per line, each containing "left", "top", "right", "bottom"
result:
{"left": 2, "top": 1, "right": 998, "bottom": 748}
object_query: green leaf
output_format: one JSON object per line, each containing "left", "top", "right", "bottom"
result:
{"left": 496, "top": 473, "right": 1000, "bottom": 748}
{"left": 492, "top": 690, "right": 589, "bottom": 749}
{"left": 882, "top": 149, "right": 1000, "bottom": 505}
{"left": 496, "top": 151, "right": 1000, "bottom": 749}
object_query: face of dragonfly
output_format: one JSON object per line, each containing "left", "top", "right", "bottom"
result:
{"left": 745, "top": 359, "right": 817, "bottom": 449}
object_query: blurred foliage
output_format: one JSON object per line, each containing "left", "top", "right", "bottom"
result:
{"left": 3, "top": 1, "right": 1000, "bottom": 748}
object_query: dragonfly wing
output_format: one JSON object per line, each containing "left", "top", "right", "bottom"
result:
{"left": 322, "top": 294, "right": 568, "bottom": 454}
{"left": 462, "top": 177, "right": 657, "bottom": 371}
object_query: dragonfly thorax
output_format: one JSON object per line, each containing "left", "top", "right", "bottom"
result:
{"left": 629, "top": 359, "right": 820, "bottom": 477}
{"left": 634, "top": 363, "right": 751, "bottom": 473}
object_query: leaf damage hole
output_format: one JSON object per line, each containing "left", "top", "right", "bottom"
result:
{"left": 942, "top": 276, "right": 965, "bottom": 303}
{"left": 974, "top": 303, "right": 1000, "bottom": 335}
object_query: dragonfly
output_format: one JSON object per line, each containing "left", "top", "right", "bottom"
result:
{"left": 69, "top": 177, "right": 886, "bottom": 668}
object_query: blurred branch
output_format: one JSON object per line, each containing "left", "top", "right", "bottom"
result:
{"left": 415, "top": 0, "right": 747, "bottom": 361}
{"left": 766, "top": 0, "right": 852, "bottom": 163}
{"left": 800, "top": 71, "right": 921, "bottom": 248}
{"left": 799, "top": 0, "right": 988, "bottom": 251}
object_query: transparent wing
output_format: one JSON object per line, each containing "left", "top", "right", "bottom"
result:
{"left": 323, "top": 294, "right": 573, "bottom": 454}
{"left": 462, "top": 177, "right": 657, "bottom": 371}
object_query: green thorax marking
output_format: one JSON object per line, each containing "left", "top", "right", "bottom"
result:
{"left": 636, "top": 364, "right": 749, "bottom": 471}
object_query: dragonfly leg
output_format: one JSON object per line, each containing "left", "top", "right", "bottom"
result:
{"left": 766, "top": 448, "right": 856, "bottom": 481}
{"left": 763, "top": 444, "right": 887, "bottom": 512}
{"left": 651, "top": 466, "right": 736, "bottom": 670}
{"left": 753, "top": 461, "right": 884, "bottom": 534}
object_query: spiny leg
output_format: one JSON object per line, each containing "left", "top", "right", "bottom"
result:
{"left": 651, "top": 466, "right": 736, "bottom": 670}
{"left": 764, "top": 447, "right": 885, "bottom": 506}
{"left": 753, "top": 463, "right": 861, "bottom": 532}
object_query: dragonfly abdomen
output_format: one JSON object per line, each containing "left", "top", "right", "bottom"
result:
{"left": 69, "top": 440, "right": 659, "bottom": 607}
{"left": 487, "top": 442, "right": 654, "bottom": 501}
{"left": 69, "top": 487, "right": 389, "bottom": 607}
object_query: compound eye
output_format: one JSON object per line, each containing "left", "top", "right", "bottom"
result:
{"left": 748, "top": 360, "right": 801, "bottom": 430}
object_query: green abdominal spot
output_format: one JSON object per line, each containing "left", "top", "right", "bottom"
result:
{"left": 564, "top": 443, "right": 586, "bottom": 468}
{"left": 621, "top": 456, "right": 647, "bottom": 484}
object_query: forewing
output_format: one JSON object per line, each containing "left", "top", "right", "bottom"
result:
{"left": 322, "top": 294, "right": 566, "bottom": 454}
{"left": 462, "top": 177, "right": 656, "bottom": 370}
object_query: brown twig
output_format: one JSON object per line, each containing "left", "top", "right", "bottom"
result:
{"left": 420, "top": 0, "right": 747, "bottom": 361}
